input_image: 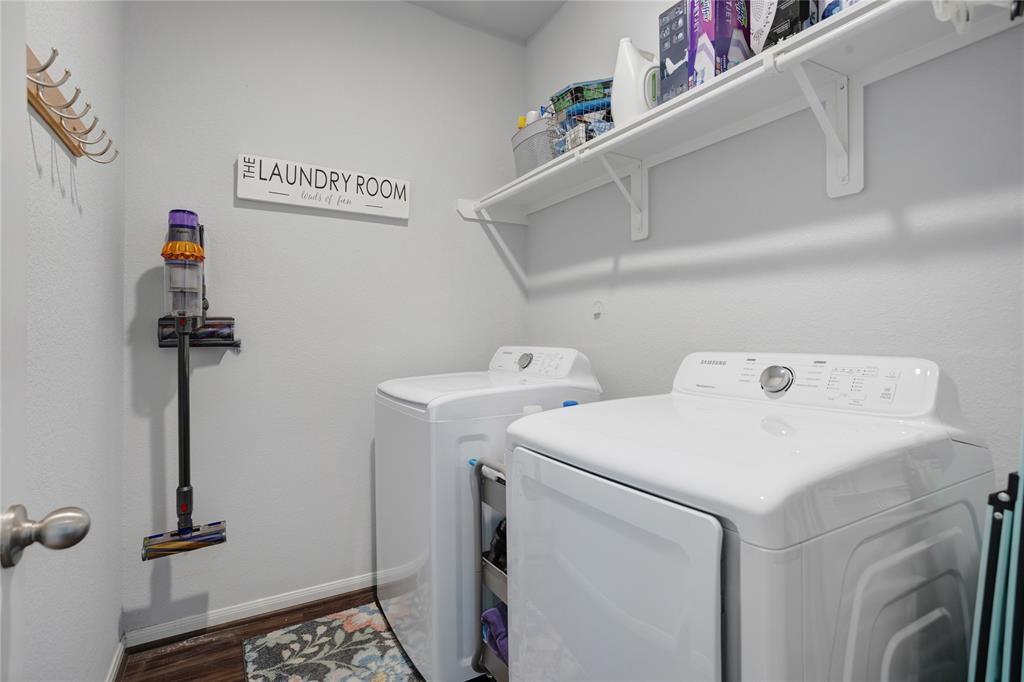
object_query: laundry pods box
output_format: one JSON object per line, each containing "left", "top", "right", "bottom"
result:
{"left": 658, "top": 1, "right": 689, "bottom": 104}
{"left": 688, "top": 0, "right": 751, "bottom": 89}
{"left": 751, "top": 0, "right": 818, "bottom": 53}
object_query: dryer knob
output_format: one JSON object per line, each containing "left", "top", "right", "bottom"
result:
{"left": 760, "top": 365, "right": 794, "bottom": 394}
{"left": 517, "top": 353, "right": 534, "bottom": 370}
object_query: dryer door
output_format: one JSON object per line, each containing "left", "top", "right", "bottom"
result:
{"left": 507, "top": 447, "right": 723, "bottom": 682}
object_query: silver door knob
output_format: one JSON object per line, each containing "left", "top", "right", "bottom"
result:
{"left": 1, "top": 504, "right": 90, "bottom": 568}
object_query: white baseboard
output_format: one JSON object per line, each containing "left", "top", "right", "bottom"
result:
{"left": 124, "top": 572, "right": 376, "bottom": 648}
{"left": 105, "top": 638, "right": 125, "bottom": 682}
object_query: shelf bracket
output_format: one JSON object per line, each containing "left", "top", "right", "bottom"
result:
{"left": 789, "top": 61, "right": 864, "bottom": 198}
{"left": 456, "top": 199, "right": 528, "bottom": 226}
{"left": 598, "top": 153, "right": 649, "bottom": 241}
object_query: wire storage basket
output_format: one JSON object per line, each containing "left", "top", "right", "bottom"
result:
{"left": 512, "top": 119, "right": 558, "bottom": 177}
{"left": 549, "top": 79, "right": 615, "bottom": 157}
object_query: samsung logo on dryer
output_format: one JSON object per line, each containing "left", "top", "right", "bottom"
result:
{"left": 700, "top": 359, "right": 727, "bottom": 366}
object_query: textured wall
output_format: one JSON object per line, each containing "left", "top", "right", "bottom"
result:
{"left": 525, "top": 1, "right": 663, "bottom": 108}
{"left": 120, "top": 1, "right": 527, "bottom": 632}
{"left": 3, "top": 2, "right": 126, "bottom": 679}
{"left": 525, "top": 13, "right": 1024, "bottom": 478}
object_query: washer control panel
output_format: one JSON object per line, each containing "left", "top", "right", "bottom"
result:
{"left": 673, "top": 352, "right": 941, "bottom": 416}
{"left": 490, "top": 346, "right": 580, "bottom": 379}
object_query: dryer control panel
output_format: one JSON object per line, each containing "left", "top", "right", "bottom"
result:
{"left": 673, "top": 352, "right": 946, "bottom": 417}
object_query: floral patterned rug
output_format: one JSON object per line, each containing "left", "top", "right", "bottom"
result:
{"left": 243, "top": 601, "right": 424, "bottom": 681}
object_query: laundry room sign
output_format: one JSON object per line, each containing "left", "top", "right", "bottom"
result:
{"left": 236, "top": 154, "right": 410, "bottom": 220}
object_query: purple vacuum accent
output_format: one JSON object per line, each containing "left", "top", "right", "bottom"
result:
{"left": 168, "top": 209, "right": 199, "bottom": 229}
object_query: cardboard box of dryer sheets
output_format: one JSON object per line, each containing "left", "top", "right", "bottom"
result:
{"left": 658, "top": 1, "right": 689, "bottom": 104}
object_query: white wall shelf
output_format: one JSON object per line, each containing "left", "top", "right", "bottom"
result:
{"left": 457, "top": 0, "right": 1020, "bottom": 241}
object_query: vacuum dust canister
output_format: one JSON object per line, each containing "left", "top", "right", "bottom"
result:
{"left": 161, "top": 209, "right": 205, "bottom": 322}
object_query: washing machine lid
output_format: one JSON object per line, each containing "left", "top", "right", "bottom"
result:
{"left": 376, "top": 346, "right": 602, "bottom": 420}
{"left": 507, "top": 352, "right": 992, "bottom": 550}
{"left": 378, "top": 371, "right": 560, "bottom": 406}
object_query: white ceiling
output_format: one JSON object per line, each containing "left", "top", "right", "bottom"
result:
{"left": 411, "top": 1, "right": 566, "bottom": 44}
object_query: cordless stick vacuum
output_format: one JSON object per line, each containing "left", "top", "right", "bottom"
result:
{"left": 142, "top": 209, "right": 227, "bottom": 560}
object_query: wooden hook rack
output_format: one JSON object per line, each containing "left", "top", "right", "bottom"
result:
{"left": 26, "top": 45, "right": 118, "bottom": 164}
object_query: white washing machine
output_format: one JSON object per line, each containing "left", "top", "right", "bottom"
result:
{"left": 506, "top": 352, "right": 993, "bottom": 681}
{"left": 374, "top": 346, "right": 602, "bottom": 682}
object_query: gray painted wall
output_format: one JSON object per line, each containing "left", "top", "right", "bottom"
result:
{"left": 120, "top": 1, "right": 528, "bottom": 633}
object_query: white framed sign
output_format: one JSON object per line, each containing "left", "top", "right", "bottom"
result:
{"left": 236, "top": 154, "right": 410, "bottom": 220}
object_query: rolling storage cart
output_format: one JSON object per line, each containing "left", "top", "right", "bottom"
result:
{"left": 471, "top": 457, "right": 509, "bottom": 682}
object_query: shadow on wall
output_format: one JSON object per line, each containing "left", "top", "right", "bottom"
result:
{"left": 120, "top": 266, "right": 230, "bottom": 630}
{"left": 514, "top": 80, "right": 1023, "bottom": 298}
{"left": 28, "top": 110, "right": 81, "bottom": 214}
{"left": 480, "top": 221, "right": 529, "bottom": 297}
{"left": 522, "top": 178, "right": 1023, "bottom": 299}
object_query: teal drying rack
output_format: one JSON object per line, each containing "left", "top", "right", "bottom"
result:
{"left": 969, "top": 443, "right": 1024, "bottom": 680}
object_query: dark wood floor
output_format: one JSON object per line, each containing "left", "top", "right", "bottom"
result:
{"left": 118, "top": 587, "right": 492, "bottom": 681}
{"left": 118, "top": 587, "right": 378, "bottom": 681}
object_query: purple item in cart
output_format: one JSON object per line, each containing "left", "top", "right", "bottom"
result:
{"left": 482, "top": 603, "right": 509, "bottom": 662}
{"left": 688, "top": 0, "right": 751, "bottom": 89}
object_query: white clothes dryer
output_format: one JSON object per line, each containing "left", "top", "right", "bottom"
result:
{"left": 506, "top": 352, "right": 992, "bottom": 681}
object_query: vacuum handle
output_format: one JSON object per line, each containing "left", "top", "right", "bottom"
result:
{"left": 177, "top": 330, "right": 193, "bottom": 530}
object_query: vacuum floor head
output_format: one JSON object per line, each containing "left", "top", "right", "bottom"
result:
{"left": 142, "top": 520, "right": 226, "bottom": 561}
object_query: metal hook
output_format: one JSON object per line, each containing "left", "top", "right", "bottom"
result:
{"left": 27, "top": 48, "right": 59, "bottom": 75}
{"left": 85, "top": 147, "right": 118, "bottom": 165}
{"left": 36, "top": 85, "right": 81, "bottom": 110}
{"left": 26, "top": 68, "right": 70, "bottom": 88}
{"left": 45, "top": 101, "right": 91, "bottom": 121}
{"left": 63, "top": 123, "right": 106, "bottom": 146}
{"left": 24, "top": 47, "right": 118, "bottom": 167}
{"left": 81, "top": 139, "right": 113, "bottom": 158}
{"left": 63, "top": 115, "right": 99, "bottom": 136}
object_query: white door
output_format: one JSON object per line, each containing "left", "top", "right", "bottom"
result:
{"left": 507, "top": 447, "right": 723, "bottom": 682}
{"left": 1, "top": 4, "right": 120, "bottom": 679}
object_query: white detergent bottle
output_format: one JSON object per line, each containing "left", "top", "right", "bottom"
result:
{"left": 611, "top": 37, "right": 659, "bottom": 128}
